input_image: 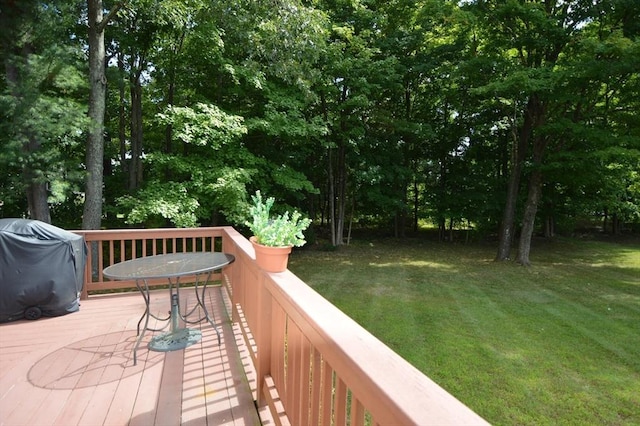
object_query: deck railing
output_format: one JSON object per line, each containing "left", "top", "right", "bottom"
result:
{"left": 75, "top": 227, "right": 227, "bottom": 297}
{"left": 74, "top": 227, "right": 488, "bottom": 426}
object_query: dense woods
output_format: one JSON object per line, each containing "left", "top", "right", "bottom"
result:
{"left": 1, "top": 0, "right": 639, "bottom": 263}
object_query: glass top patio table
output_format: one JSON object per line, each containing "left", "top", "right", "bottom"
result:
{"left": 103, "top": 252, "right": 235, "bottom": 280}
{"left": 103, "top": 252, "right": 235, "bottom": 365}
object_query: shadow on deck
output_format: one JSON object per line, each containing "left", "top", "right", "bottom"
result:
{"left": 0, "top": 286, "right": 266, "bottom": 426}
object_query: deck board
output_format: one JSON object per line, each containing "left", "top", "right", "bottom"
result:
{"left": 0, "top": 286, "right": 263, "bottom": 426}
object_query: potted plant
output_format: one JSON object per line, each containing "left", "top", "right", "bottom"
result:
{"left": 245, "top": 190, "right": 312, "bottom": 272}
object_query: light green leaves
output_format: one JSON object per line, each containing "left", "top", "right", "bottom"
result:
{"left": 157, "top": 103, "right": 247, "bottom": 148}
{"left": 118, "top": 182, "right": 200, "bottom": 228}
{"left": 245, "top": 190, "right": 312, "bottom": 247}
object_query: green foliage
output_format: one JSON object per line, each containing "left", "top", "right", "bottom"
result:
{"left": 246, "top": 84, "right": 328, "bottom": 139}
{"left": 1, "top": 0, "right": 638, "bottom": 241}
{"left": 157, "top": 103, "right": 247, "bottom": 148}
{"left": 250, "top": 0, "right": 328, "bottom": 89}
{"left": 115, "top": 101, "right": 256, "bottom": 227}
{"left": 245, "top": 190, "right": 311, "bottom": 247}
{"left": 117, "top": 181, "right": 200, "bottom": 228}
{"left": 0, "top": 43, "right": 89, "bottom": 219}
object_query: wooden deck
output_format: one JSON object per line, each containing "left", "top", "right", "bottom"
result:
{"left": 0, "top": 286, "right": 266, "bottom": 426}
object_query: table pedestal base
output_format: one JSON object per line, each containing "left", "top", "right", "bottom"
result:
{"left": 148, "top": 328, "right": 202, "bottom": 352}
{"left": 102, "top": 252, "right": 235, "bottom": 365}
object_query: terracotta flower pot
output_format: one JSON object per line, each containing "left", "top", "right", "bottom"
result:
{"left": 250, "top": 236, "right": 292, "bottom": 273}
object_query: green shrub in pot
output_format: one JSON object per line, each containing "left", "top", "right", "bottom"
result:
{"left": 245, "top": 190, "right": 311, "bottom": 247}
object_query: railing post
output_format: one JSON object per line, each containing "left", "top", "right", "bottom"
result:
{"left": 75, "top": 231, "right": 91, "bottom": 300}
{"left": 255, "top": 271, "right": 273, "bottom": 408}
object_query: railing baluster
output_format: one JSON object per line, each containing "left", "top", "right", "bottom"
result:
{"left": 350, "top": 396, "right": 365, "bottom": 426}
{"left": 310, "top": 349, "right": 322, "bottom": 425}
{"left": 320, "top": 362, "right": 333, "bottom": 426}
{"left": 299, "top": 334, "right": 312, "bottom": 426}
{"left": 335, "top": 377, "right": 347, "bottom": 425}
{"left": 286, "top": 318, "right": 300, "bottom": 423}
{"left": 108, "top": 240, "right": 114, "bottom": 267}
{"left": 272, "top": 304, "right": 287, "bottom": 399}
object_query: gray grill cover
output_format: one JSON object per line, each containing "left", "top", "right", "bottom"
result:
{"left": 0, "top": 219, "right": 86, "bottom": 322}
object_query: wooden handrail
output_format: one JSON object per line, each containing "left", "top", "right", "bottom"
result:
{"left": 73, "top": 227, "right": 488, "bottom": 425}
{"left": 74, "top": 227, "right": 227, "bottom": 298}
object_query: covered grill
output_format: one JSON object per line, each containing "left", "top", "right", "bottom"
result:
{"left": 0, "top": 219, "right": 86, "bottom": 322}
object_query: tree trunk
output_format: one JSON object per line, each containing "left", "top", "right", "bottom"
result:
{"left": 334, "top": 141, "right": 347, "bottom": 245}
{"left": 612, "top": 213, "right": 620, "bottom": 235}
{"left": 83, "top": 1, "right": 122, "bottom": 229}
{"left": 495, "top": 96, "right": 542, "bottom": 261}
{"left": 128, "top": 76, "right": 143, "bottom": 190}
{"left": 25, "top": 183, "right": 50, "bottom": 222}
{"left": 83, "top": 0, "right": 107, "bottom": 230}
{"left": 437, "top": 153, "right": 447, "bottom": 242}
{"left": 516, "top": 116, "right": 548, "bottom": 266}
{"left": 118, "top": 52, "right": 127, "bottom": 166}
{"left": 495, "top": 159, "right": 521, "bottom": 259}
{"left": 164, "top": 30, "right": 184, "bottom": 156}
{"left": 24, "top": 147, "right": 51, "bottom": 223}
{"left": 516, "top": 167, "right": 543, "bottom": 266}
{"left": 320, "top": 92, "right": 335, "bottom": 243}
{"left": 438, "top": 217, "right": 446, "bottom": 242}
{"left": 412, "top": 175, "right": 419, "bottom": 232}
{"left": 543, "top": 214, "right": 554, "bottom": 238}
{"left": 328, "top": 146, "right": 336, "bottom": 245}
{"left": 330, "top": 85, "right": 349, "bottom": 246}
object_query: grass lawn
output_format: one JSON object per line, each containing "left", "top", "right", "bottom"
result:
{"left": 288, "top": 234, "right": 640, "bottom": 425}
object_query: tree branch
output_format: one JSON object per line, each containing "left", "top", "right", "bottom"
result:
{"left": 96, "top": 1, "right": 126, "bottom": 33}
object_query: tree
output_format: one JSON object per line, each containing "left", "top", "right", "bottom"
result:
{"left": 462, "top": 0, "right": 605, "bottom": 263}
{"left": 1, "top": 0, "right": 88, "bottom": 223}
{"left": 117, "top": 103, "right": 251, "bottom": 227}
{"left": 1, "top": 0, "right": 637, "bottom": 241}
{"left": 83, "top": 0, "right": 122, "bottom": 230}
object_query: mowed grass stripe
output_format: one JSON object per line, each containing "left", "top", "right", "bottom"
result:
{"left": 289, "top": 236, "right": 640, "bottom": 425}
